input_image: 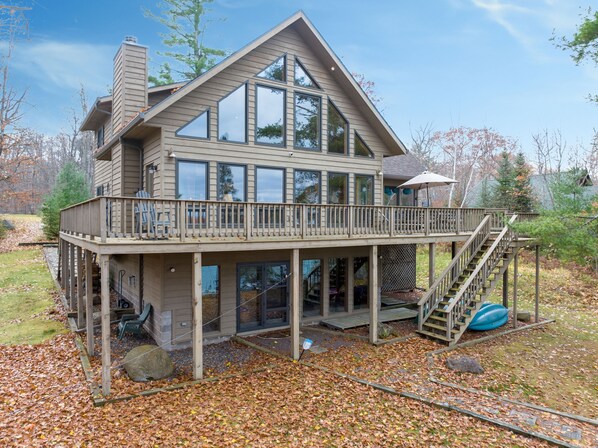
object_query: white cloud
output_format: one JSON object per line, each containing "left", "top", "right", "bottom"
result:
{"left": 10, "top": 39, "right": 114, "bottom": 93}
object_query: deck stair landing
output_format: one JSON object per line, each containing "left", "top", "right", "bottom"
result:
{"left": 417, "top": 214, "right": 519, "bottom": 345}
{"left": 322, "top": 307, "right": 417, "bottom": 330}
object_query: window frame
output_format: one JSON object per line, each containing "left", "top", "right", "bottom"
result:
{"left": 294, "top": 57, "right": 320, "bottom": 90}
{"left": 293, "top": 169, "right": 322, "bottom": 204}
{"left": 255, "top": 166, "right": 286, "bottom": 203}
{"left": 256, "top": 54, "right": 287, "bottom": 84}
{"left": 216, "top": 162, "right": 247, "bottom": 202}
{"left": 354, "top": 131, "right": 375, "bottom": 158}
{"left": 175, "top": 159, "right": 209, "bottom": 200}
{"left": 327, "top": 98, "right": 349, "bottom": 156}
{"left": 327, "top": 172, "right": 348, "bottom": 205}
{"left": 217, "top": 82, "right": 249, "bottom": 144}
{"left": 293, "top": 91, "right": 322, "bottom": 151}
{"left": 254, "top": 84, "right": 287, "bottom": 148}
{"left": 354, "top": 174, "right": 375, "bottom": 205}
{"left": 175, "top": 108, "right": 210, "bottom": 140}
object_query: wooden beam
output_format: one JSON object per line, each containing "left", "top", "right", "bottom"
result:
{"left": 58, "top": 239, "right": 63, "bottom": 285}
{"left": 69, "top": 243, "right": 76, "bottom": 309}
{"left": 290, "top": 248, "right": 301, "bottom": 360}
{"left": 192, "top": 252, "right": 203, "bottom": 379}
{"left": 76, "top": 246, "right": 84, "bottom": 329}
{"left": 451, "top": 241, "right": 457, "bottom": 259}
{"left": 502, "top": 267, "right": 509, "bottom": 308}
{"left": 322, "top": 257, "right": 330, "bottom": 318}
{"left": 513, "top": 250, "right": 518, "bottom": 329}
{"left": 100, "top": 254, "right": 111, "bottom": 396}
{"left": 428, "top": 243, "right": 436, "bottom": 288}
{"left": 347, "top": 256, "right": 354, "bottom": 314}
{"left": 369, "top": 245, "right": 379, "bottom": 344}
{"left": 85, "top": 250, "right": 94, "bottom": 356}
{"left": 64, "top": 242, "right": 71, "bottom": 304}
{"left": 534, "top": 244, "right": 540, "bottom": 323}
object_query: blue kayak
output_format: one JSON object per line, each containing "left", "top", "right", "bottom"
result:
{"left": 469, "top": 303, "right": 508, "bottom": 331}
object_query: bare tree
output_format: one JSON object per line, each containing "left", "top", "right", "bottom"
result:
{"left": 409, "top": 122, "right": 436, "bottom": 170}
{"left": 532, "top": 129, "right": 568, "bottom": 208}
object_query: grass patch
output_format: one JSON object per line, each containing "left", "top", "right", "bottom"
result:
{"left": 0, "top": 249, "right": 66, "bottom": 345}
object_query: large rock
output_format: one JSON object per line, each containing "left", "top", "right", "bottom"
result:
{"left": 1, "top": 219, "right": 15, "bottom": 231}
{"left": 446, "top": 355, "right": 484, "bottom": 374}
{"left": 92, "top": 311, "right": 118, "bottom": 325}
{"left": 123, "top": 345, "right": 174, "bottom": 382}
{"left": 378, "top": 322, "right": 395, "bottom": 339}
{"left": 517, "top": 311, "right": 531, "bottom": 322}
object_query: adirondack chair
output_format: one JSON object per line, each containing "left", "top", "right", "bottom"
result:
{"left": 134, "top": 191, "right": 171, "bottom": 235}
{"left": 117, "top": 303, "right": 152, "bottom": 340}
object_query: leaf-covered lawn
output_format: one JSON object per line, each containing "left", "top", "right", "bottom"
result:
{"left": 0, "top": 249, "right": 66, "bottom": 345}
{"left": 0, "top": 334, "right": 548, "bottom": 447}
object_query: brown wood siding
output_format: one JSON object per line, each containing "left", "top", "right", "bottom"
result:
{"left": 146, "top": 27, "right": 387, "bottom": 204}
{"left": 142, "top": 129, "right": 162, "bottom": 197}
{"left": 94, "top": 160, "right": 111, "bottom": 194}
{"left": 142, "top": 254, "right": 165, "bottom": 345}
{"left": 122, "top": 145, "right": 141, "bottom": 196}
{"left": 109, "top": 254, "right": 141, "bottom": 309}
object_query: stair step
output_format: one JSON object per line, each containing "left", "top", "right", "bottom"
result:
{"left": 416, "top": 330, "right": 452, "bottom": 343}
{"left": 422, "top": 322, "right": 460, "bottom": 334}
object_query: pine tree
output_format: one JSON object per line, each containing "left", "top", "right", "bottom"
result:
{"left": 145, "top": 0, "right": 226, "bottom": 86}
{"left": 492, "top": 151, "right": 515, "bottom": 209}
{"left": 511, "top": 152, "right": 535, "bottom": 212}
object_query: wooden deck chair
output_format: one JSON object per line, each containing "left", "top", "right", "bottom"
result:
{"left": 117, "top": 303, "right": 152, "bottom": 340}
{"left": 134, "top": 190, "right": 171, "bottom": 235}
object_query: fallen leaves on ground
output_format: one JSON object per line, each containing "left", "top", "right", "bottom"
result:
{"left": 0, "top": 333, "right": 549, "bottom": 447}
{"left": 0, "top": 215, "right": 46, "bottom": 254}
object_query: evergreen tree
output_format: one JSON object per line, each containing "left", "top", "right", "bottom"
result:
{"left": 511, "top": 152, "right": 535, "bottom": 212}
{"left": 476, "top": 177, "right": 493, "bottom": 208}
{"left": 41, "top": 163, "right": 91, "bottom": 239}
{"left": 145, "top": 0, "right": 226, "bottom": 85}
{"left": 491, "top": 151, "right": 515, "bottom": 209}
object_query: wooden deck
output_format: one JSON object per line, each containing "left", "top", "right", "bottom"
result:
{"left": 321, "top": 308, "right": 418, "bottom": 330}
{"left": 59, "top": 197, "right": 509, "bottom": 252}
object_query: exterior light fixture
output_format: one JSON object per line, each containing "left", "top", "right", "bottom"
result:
{"left": 298, "top": 338, "right": 313, "bottom": 361}
{"left": 168, "top": 148, "right": 177, "bottom": 159}
{"left": 147, "top": 163, "right": 158, "bottom": 174}
{"left": 169, "top": 266, "right": 176, "bottom": 273}
{"left": 376, "top": 170, "right": 383, "bottom": 176}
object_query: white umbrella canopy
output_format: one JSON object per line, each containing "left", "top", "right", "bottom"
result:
{"left": 400, "top": 171, "right": 458, "bottom": 207}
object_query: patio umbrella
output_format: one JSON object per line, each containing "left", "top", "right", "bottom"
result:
{"left": 399, "top": 171, "right": 458, "bottom": 207}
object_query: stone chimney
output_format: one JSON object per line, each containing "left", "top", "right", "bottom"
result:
{"left": 112, "top": 36, "right": 148, "bottom": 132}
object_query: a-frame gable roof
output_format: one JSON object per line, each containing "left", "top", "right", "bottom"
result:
{"left": 143, "top": 11, "right": 407, "bottom": 155}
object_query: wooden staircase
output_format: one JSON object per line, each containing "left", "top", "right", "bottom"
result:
{"left": 417, "top": 214, "right": 519, "bottom": 345}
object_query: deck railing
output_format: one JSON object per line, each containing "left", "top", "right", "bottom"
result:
{"left": 60, "top": 196, "right": 489, "bottom": 243}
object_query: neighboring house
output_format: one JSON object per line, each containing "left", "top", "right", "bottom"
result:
{"left": 60, "top": 12, "right": 523, "bottom": 395}
{"left": 467, "top": 171, "right": 597, "bottom": 210}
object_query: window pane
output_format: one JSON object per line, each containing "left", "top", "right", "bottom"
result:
{"left": 355, "top": 175, "right": 374, "bottom": 205}
{"left": 256, "top": 86, "right": 285, "bottom": 145}
{"left": 202, "top": 265, "right": 220, "bottom": 332}
{"left": 256, "top": 167, "right": 284, "bottom": 203}
{"left": 384, "top": 186, "right": 398, "bottom": 206}
{"left": 328, "top": 102, "right": 347, "bottom": 154}
{"left": 294, "top": 93, "right": 320, "bottom": 150}
{"left": 218, "top": 84, "right": 246, "bottom": 143}
{"left": 328, "top": 173, "right": 347, "bottom": 204}
{"left": 294, "top": 170, "right": 320, "bottom": 204}
{"left": 355, "top": 133, "right": 374, "bottom": 158}
{"left": 353, "top": 257, "right": 368, "bottom": 310}
{"left": 177, "top": 110, "right": 208, "bottom": 139}
{"left": 177, "top": 161, "right": 207, "bottom": 200}
{"left": 257, "top": 56, "right": 285, "bottom": 82}
{"left": 294, "top": 60, "right": 317, "bottom": 88}
{"left": 218, "top": 164, "right": 246, "bottom": 201}
{"left": 303, "top": 259, "right": 321, "bottom": 317}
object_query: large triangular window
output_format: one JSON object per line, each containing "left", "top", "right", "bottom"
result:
{"left": 328, "top": 101, "right": 347, "bottom": 155}
{"left": 355, "top": 132, "right": 374, "bottom": 158}
{"left": 294, "top": 59, "right": 319, "bottom": 88}
{"left": 257, "top": 56, "right": 286, "bottom": 82}
{"left": 176, "top": 109, "right": 209, "bottom": 139}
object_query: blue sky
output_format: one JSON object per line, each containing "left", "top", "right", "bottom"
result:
{"left": 11, "top": 0, "right": 598, "bottom": 160}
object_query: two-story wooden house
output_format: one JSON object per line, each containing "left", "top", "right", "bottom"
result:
{"left": 60, "top": 12, "right": 528, "bottom": 396}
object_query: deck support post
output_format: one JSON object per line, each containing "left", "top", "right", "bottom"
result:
{"left": 192, "top": 252, "right": 203, "bottom": 380}
{"left": 347, "top": 256, "right": 354, "bottom": 314}
{"left": 100, "top": 254, "right": 111, "bottom": 396}
{"left": 322, "top": 257, "right": 330, "bottom": 317}
{"left": 369, "top": 245, "right": 379, "bottom": 344}
{"left": 58, "top": 238, "right": 63, "bottom": 286}
{"left": 85, "top": 250, "right": 94, "bottom": 356}
{"left": 512, "top": 249, "right": 518, "bottom": 329}
{"left": 64, "top": 242, "right": 71, "bottom": 303}
{"left": 428, "top": 243, "right": 436, "bottom": 288}
{"left": 69, "top": 243, "right": 76, "bottom": 309}
{"left": 290, "top": 249, "right": 301, "bottom": 360}
{"left": 76, "top": 246, "right": 84, "bottom": 329}
{"left": 534, "top": 244, "right": 540, "bottom": 323}
{"left": 502, "top": 267, "right": 509, "bottom": 308}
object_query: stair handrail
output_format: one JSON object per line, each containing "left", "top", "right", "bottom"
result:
{"left": 445, "top": 214, "right": 518, "bottom": 340}
{"left": 417, "top": 215, "right": 492, "bottom": 330}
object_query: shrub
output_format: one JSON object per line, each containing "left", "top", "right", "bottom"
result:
{"left": 41, "top": 163, "right": 91, "bottom": 239}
